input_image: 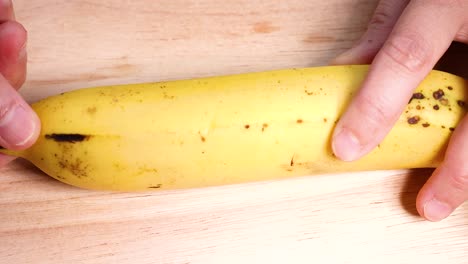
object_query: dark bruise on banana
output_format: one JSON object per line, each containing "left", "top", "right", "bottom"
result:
{"left": 45, "top": 134, "right": 90, "bottom": 142}
{"left": 44, "top": 133, "right": 162, "bottom": 189}
{"left": 45, "top": 133, "right": 91, "bottom": 180}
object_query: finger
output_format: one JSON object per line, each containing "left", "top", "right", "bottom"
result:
{"left": 0, "top": 21, "right": 27, "bottom": 89}
{"left": 0, "top": 0, "right": 16, "bottom": 21}
{"left": 0, "top": 1, "right": 26, "bottom": 89}
{"left": 332, "top": 1, "right": 464, "bottom": 161}
{"left": 331, "top": 0, "right": 410, "bottom": 64}
{"left": 416, "top": 115, "right": 468, "bottom": 221}
{"left": 0, "top": 74, "right": 40, "bottom": 150}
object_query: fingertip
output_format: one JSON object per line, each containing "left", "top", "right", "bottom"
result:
{"left": 422, "top": 198, "right": 453, "bottom": 222}
{"left": 22, "top": 105, "right": 41, "bottom": 149}
{"left": 417, "top": 188, "right": 453, "bottom": 222}
{"left": 21, "top": 105, "right": 41, "bottom": 149}
{"left": 331, "top": 125, "right": 362, "bottom": 161}
{"left": 416, "top": 166, "right": 464, "bottom": 222}
{"left": 0, "top": 102, "right": 41, "bottom": 150}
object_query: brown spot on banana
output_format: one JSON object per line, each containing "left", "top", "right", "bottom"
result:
{"left": 433, "top": 89, "right": 445, "bottom": 100}
{"left": 87, "top": 106, "right": 97, "bottom": 115}
{"left": 407, "top": 116, "right": 420, "bottom": 125}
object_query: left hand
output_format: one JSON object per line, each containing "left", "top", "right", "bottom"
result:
{"left": 0, "top": 0, "right": 41, "bottom": 167}
{"left": 330, "top": 0, "right": 468, "bottom": 221}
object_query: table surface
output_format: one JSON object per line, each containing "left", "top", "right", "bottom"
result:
{"left": 2, "top": 1, "right": 467, "bottom": 263}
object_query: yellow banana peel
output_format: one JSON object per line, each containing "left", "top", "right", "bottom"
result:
{"left": 2, "top": 65, "right": 467, "bottom": 191}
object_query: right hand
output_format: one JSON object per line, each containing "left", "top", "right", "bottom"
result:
{"left": 0, "top": 1, "right": 41, "bottom": 166}
{"left": 330, "top": 0, "right": 468, "bottom": 222}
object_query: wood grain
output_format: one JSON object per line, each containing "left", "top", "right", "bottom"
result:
{"left": 17, "top": 0, "right": 377, "bottom": 102}
{"left": 1, "top": 1, "right": 467, "bottom": 263}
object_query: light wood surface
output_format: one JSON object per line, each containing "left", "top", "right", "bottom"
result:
{"left": 2, "top": 1, "right": 467, "bottom": 263}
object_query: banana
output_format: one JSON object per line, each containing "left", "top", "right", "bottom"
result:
{"left": 1, "top": 65, "right": 466, "bottom": 191}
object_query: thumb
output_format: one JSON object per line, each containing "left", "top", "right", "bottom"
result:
{"left": 0, "top": 74, "right": 40, "bottom": 150}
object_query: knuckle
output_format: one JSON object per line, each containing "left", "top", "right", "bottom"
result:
{"left": 368, "top": 8, "right": 394, "bottom": 31}
{"left": 381, "top": 33, "right": 432, "bottom": 73}
{"left": 456, "top": 25, "right": 468, "bottom": 42}
{"left": 446, "top": 171, "right": 468, "bottom": 193}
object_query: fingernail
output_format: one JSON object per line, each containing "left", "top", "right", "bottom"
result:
{"left": 0, "top": 104, "right": 36, "bottom": 147}
{"left": 423, "top": 198, "right": 452, "bottom": 222}
{"left": 332, "top": 128, "right": 362, "bottom": 161}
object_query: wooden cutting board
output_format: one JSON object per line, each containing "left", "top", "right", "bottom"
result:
{"left": 2, "top": 1, "right": 467, "bottom": 263}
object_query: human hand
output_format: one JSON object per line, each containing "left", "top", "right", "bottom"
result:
{"left": 330, "top": 0, "right": 468, "bottom": 221}
{"left": 0, "top": 1, "right": 40, "bottom": 166}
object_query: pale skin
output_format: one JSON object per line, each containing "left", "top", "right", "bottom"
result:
{"left": 1, "top": 0, "right": 467, "bottom": 221}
